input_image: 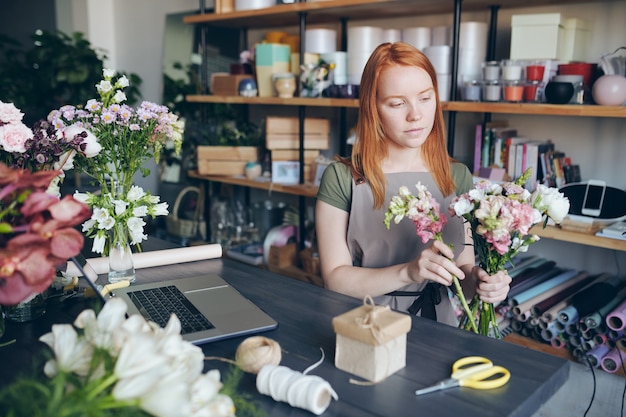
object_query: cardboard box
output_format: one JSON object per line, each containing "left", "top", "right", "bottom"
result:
{"left": 215, "top": 0, "right": 234, "bottom": 13}
{"left": 268, "top": 243, "right": 297, "bottom": 268}
{"left": 265, "top": 117, "right": 330, "bottom": 150}
{"left": 510, "top": 14, "right": 590, "bottom": 62}
{"left": 197, "top": 146, "right": 258, "bottom": 161}
{"left": 271, "top": 149, "right": 320, "bottom": 164}
{"left": 196, "top": 146, "right": 258, "bottom": 176}
{"left": 332, "top": 301, "right": 411, "bottom": 382}
{"left": 211, "top": 74, "right": 253, "bottom": 96}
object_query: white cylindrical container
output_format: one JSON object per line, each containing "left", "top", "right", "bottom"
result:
{"left": 431, "top": 25, "right": 451, "bottom": 46}
{"left": 437, "top": 73, "right": 451, "bottom": 101}
{"left": 423, "top": 45, "right": 451, "bottom": 74}
{"left": 458, "top": 48, "right": 485, "bottom": 85}
{"left": 321, "top": 51, "right": 348, "bottom": 85}
{"left": 347, "top": 26, "right": 383, "bottom": 54}
{"left": 459, "top": 21, "right": 488, "bottom": 54}
{"left": 382, "top": 28, "right": 402, "bottom": 43}
{"left": 402, "top": 27, "right": 431, "bottom": 51}
{"left": 305, "top": 28, "right": 337, "bottom": 54}
{"left": 347, "top": 50, "right": 373, "bottom": 86}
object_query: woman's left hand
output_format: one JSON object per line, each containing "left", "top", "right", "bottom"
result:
{"left": 474, "top": 268, "right": 511, "bottom": 304}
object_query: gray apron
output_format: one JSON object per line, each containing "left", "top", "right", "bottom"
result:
{"left": 347, "top": 172, "right": 466, "bottom": 326}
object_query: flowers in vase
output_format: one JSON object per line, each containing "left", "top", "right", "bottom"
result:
{"left": 384, "top": 182, "right": 478, "bottom": 333}
{"left": 448, "top": 170, "right": 570, "bottom": 337}
{"left": 47, "top": 69, "right": 184, "bottom": 253}
{"left": 0, "top": 297, "right": 249, "bottom": 417}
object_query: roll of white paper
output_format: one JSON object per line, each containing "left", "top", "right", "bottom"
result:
{"left": 65, "top": 244, "right": 223, "bottom": 279}
{"left": 459, "top": 21, "right": 487, "bottom": 52}
{"left": 423, "top": 45, "right": 451, "bottom": 74}
{"left": 305, "top": 28, "right": 337, "bottom": 54}
{"left": 382, "top": 28, "right": 402, "bottom": 43}
{"left": 431, "top": 25, "right": 451, "bottom": 46}
{"left": 347, "top": 26, "right": 383, "bottom": 54}
{"left": 402, "top": 27, "right": 431, "bottom": 51}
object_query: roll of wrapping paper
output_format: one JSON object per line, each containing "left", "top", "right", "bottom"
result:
{"left": 508, "top": 260, "right": 557, "bottom": 298}
{"left": 539, "top": 273, "right": 612, "bottom": 321}
{"left": 586, "top": 343, "right": 611, "bottom": 368}
{"left": 65, "top": 244, "right": 223, "bottom": 281}
{"left": 510, "top": 269, "right": 579, "bottom": 313}
{"left": 600, "top": 347, "right": 626, "bottom": 373}
{"left": 558, "top": 305, "right": 579, "bottom": 326}
{"left": 568, "top": 275, "right": 623, "bottom": 325}
{"left": 509, "top": 267, "right": 568, "bottom": 306}
{"left": 541, "top": 320, "right": 560, "bottom": 341}
{"left": 515, "top": 271, "right": 589, "bottom": 317}
{"left": 606, "top": 294, "right": 626, "bottom": 331}
{"left": 584, "top": 285, "right": 626, "bottom": 329}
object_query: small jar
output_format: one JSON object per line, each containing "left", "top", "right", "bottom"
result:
{"left": 273, "top": 72, "right": 296, "bottom": 98}
{"left": 525, "top": 63, "right": 546, "bottom": 82}
{"left": 523, "top": 81, "right": 542, "bottom": 102}
{"left": 482, "top": 81, "right": 501, "bottom": 102}
{"left": 503, "top": 81, "right": 524, "bottom": 102}
{"left": 501, "top": 60, "right": 523, "bottom": 81}
{"left": 461, "top": 80, "right": 482, "bottom": 101}
{"left": 482, "top": 61, "right": 500, "bottom": 82}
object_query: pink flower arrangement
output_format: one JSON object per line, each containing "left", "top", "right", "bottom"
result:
{"left": 385, "top": 182, "right": 478, "bottom": 333}
{"left": 0, "top": 164, "right": 91, "bottom": 305}
{"left": 449, "top": 170, "right": 570, "bottom": 337}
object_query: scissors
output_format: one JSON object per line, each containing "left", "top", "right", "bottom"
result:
{"left": 415, "top": 356, "right": 510, "bottom": 396}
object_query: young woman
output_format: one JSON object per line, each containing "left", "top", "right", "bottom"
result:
{"left": 315, "top": 42, "right": 511, "bottom": 325}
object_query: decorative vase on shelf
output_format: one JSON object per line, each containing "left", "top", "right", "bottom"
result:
{"left": 4, "top": 291, "right": 46, "bottom": 323}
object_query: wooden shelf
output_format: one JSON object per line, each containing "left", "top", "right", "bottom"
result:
{"left": 531, "top": 225, "right": 626, "bottom": 251}
{"left": 186, "top": 95, "right": 626, "bottom": 118}
{"left": 445, "top": 101, "right": 626, "bottom": 118}
{"left": 183, "top": 0, "right": 618, "bottom": 28}
{"left": 186, "top": 94, "right": 358, "bottom": 108}
{"left": 188, "top": 170, "right": 319, "bottom": 198}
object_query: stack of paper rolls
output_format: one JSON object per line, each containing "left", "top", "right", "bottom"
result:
{"left": 431, "top": 25, "right": 451, "bottom": 46}
{"left": 305, "top": 28, "right": 337, "bottom": 55}
{"left": 321, "top": 52, "right": 347, "bottom": 85}
{"left": 458, "top": 21, "right": 488, "bottom": 85}
{"left": 382, "top": 28, "right": 402, "bottom": 43}
{"left": 424, "top": 45, "right": 452, "bottom": 101}
{"left": 347, "top": 26, "right": 383, "bottom": 86}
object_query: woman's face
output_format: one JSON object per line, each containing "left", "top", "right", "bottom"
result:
{"left": 376, "top": 65, "right": 437, "bottom": 150}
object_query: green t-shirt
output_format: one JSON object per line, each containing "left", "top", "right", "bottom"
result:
{"left": 316, "top": 161, "right": 473, "bottom": 212}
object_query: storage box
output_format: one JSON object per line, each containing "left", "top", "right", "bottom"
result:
{"left": 214, "top": 0, "right": 234, "bottom": 13}
{"left": 510, "top": 14, "right": 590, "bottom": 61}
{"left": 268, "top": 243, "right": 297, "bottom": 268}
{"left": 332, "top": 299, "right": 411, "bottom": 382}
{"left": 255, "top": 43, "right": 291, "bottom": 97}
{"left": 265, "top": 117, "right": 330, "bottom": 150}
{"left": 211, "top": 74, "right": 253, "bottom": 96}
{"left": 196, "top": 146, "right": 258, "bottom": 176}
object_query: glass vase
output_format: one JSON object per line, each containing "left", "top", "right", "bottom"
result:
{"left": 0, "top": 305, "right": 5, "bottom": 338}
{"left": 108, "top": 220, "right": 136, "bottom": 284}
{"left": 4, "top": 292, "right": 46, "bottom": 322}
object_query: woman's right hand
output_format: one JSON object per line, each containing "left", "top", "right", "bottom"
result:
{"left": 405, "top": 240, "right": 465, "bottom": 287}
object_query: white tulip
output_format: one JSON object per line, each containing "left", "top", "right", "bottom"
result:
{"left": 39, "top": 324, "right": 94, "bottom": 377}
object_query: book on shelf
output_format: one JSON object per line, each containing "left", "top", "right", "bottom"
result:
{"left": 523, "top": 140, "right": 555, "bottom": 190}
{"left": 225, "top": 242, "right": 264, "bottom": 266}
{"left": 596, "top": 221, "right": 626, "bottom": 240}
{"left": 505, "top": 136, "right": 528, "bottom": 180}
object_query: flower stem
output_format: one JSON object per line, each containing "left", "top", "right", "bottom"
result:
{"left": 452, "top": 276, "right": 478, "bottom": 334}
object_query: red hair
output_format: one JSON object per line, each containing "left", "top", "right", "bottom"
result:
{"left": 352, "top": 42, "right": 455, "bottom": 209}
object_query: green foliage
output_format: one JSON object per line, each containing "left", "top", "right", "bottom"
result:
{"left": 0, "top": 30, "right": 141, "bottom": 125}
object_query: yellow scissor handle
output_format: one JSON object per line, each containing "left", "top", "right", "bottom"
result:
{"left": 451, "top": 356, "right": 511, "bottom": 390}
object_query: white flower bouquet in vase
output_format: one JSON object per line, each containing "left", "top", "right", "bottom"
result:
{"left": 48, "top": 69, "right": 184, "bottom": 283}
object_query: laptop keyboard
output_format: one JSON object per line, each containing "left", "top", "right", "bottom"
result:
{"left": 127, "top": 285, "right": 215, "bottom": 334}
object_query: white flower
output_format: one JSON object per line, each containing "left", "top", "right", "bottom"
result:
{"left": 97, "top": 80, "right": 113, "bottom": 94}
{"left": 75, "top": 297, "right": 128, "bottom": 352}
{"left": 127, "top": 185, "right": 146, "bottom": 202}
{"left": 39, "top": 324, "right": 94, "bottom": 377}
{"left": 103, "top": 68, "right": 116, "bottom": 78}
{"left": 117, "top": 75, "right": 130, "bottom": 88}
{"left": 138, "top": 370, "right": 192, "bottom": 417}
{"left": 113, "top": 91, "right": 127, "bottom": 103}
{"left": 73, "top": 191, "right": 89, "bottom": 204}
{"left": 133, "top": 205, "right": 148, "bottom": 217}
{"left": 451, "top": 196, "right": 473, "bottom": 216}
{"left": 128, "top": 216, "right": 147, "bottom": 245}
{"left": 62, "top": 124, "right": 102, "bottom": 157}
{"left": 113, "top": 198, "right": 128, "bottom": 216}
{"left": 92, "top": 231, "right": 107, "bottom": 253}
{"left": 531, "top": 184, "right": 570, "bottom": 224}
{"left": 152, "top": 202, "right": 169, "bottom": 216}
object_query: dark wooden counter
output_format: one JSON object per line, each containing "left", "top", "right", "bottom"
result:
{"left": 1, "top": 251, "right": 569, "bottom": 417}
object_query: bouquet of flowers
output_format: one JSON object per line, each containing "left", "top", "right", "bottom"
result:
{"left": 0, "top": 164, "right": 91, "bottom": 305}
{"left": 448, "top": 170, "right": 570, "bottom": 337}
{"left": 0, "top": 297, "right": 258, "bottom": 417}
{"left": 47, "top": 69, "right": 184, "bottom": 254}
{"left": 384, "top": 182, "right": 478, "bottom": 333}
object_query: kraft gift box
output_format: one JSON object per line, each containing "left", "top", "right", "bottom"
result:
{"left": 332, "top": 297, "right": 412, "bottom": 382}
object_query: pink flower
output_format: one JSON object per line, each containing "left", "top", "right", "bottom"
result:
{"left": 0, "top": 101, "right": 25, "bottom": 123}
{"left": 0, "top": 122, "right": 32, "bottom": 153}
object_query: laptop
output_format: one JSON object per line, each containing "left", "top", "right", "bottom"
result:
{"left": 71, "top": 255, "right": 278, "bottom": 345}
